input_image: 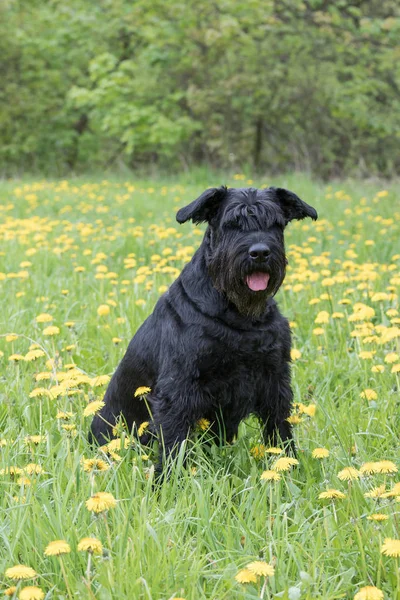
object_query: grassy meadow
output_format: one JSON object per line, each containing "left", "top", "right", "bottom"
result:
{"left": 0, "top": 174, "right": 399, "bottom": 600}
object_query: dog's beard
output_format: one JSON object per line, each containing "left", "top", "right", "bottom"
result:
{"left": 208, "top": 249, "right": 286, "bottom": 319}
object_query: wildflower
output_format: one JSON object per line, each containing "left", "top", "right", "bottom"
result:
{"left": 19, "top": 587, "right": 45, "bottom": 600}
{"left": 112, "top": 337, "right": 122, "bottom": 344}
{"left": 43, "top": 326, "right": 60, "bottom": 336}
{"left": 5, "top": 565, "right": 37, "bottom": 580}
{"left": 358, "top": 351, "right": 375, "bottom": 360}
{"left": 97, "top": 304, "right": 110, "bottom": 316}
{"left": 235, "top": 569, "right": 257, "bottom": 583}
{"left": 24, "top": 464, "right": 43, "bottom": 475}
{"left": 272, "top": 457, "right": 299, "bottom": 472}
{"left": 265, "top": 447, "right": 283, "bottom": 455}
{"left": 77, "top": 537, "right": 103, "bottom": 554}
{"left": 313, "top": 327, "right": 325, "bottom": 336}
{"left": 360, "top": 389, "right": 377, "bottom": 401}
{"left": 391, "top": 364, "right": 400, "bottom": 373}
{"left": 364, "top": 485, "right": 386, "bottom": 498}
{"left": 287, "top": 415, "right": 303, "bottom": 424}
{"left": 290, "top": 348, "right": 301, "bottom": 360}
{"left": 86, "top": 491, "right": 117, "bottom": 513}
{"left": 367, "top": 514, "right": 389, "bottom": 521}
{"left": 36, "top": 313, "right": 53, "bottom": 323}
{"left": 24, "top": 435, "right": 46, "bottom": 445}
{"left": 29, "top": 388, "right": 53, "bottom": 399}
{"left": 361, "top": 460, "right": 397, "bottom": 475}
{"left": 260, "top": 470, "right": 281, "bottom": 481}
{"left": 24, "top": 349, "right": 45, "bottom": 362}
{"left": 354, "top": 586, "right": 384, "bottom": 600}
{"left": 44, "top": 540, "right": 71, "bottom": 556}
{"left": 315, "top": 311, "right": 329, "bottom": 324}
{"left": 4, "top": 588, "right": 17, "bottom": 597}
{"left": 319, "top": 489, "right": 346, "bottom": 500}
{"left": 82, "top": 458, "right": 109, "bottom": 472}
{"left": 371, "top": 365, "right": 385, "bottom": 373}
{"left": 312, "top": 448, "right": 329, "bottom": 459}
{"left": 9, "top": 354, "right": 25, "bottom": 362}
{"left": 6, "top": 334, "right": 19, "bottom": 342}
{"left": 381, "top": 538, "right": 400, "bottom": 557}
{"left": 247, "top": 561, "right": 275, "bottom": 577}
{"left": 197, "top": 418, "right": 210, "bottom": 431}
{"left": 83, "top": 400, "right": 105, "bottom": 417}
{"left": 337, "top": 467, "right": 360, "bottom": 481}
{"left": 134, "top": 386, "right": 151, "bottom": 397}
{"left": 91, "top": 375, "right": 110, "bottom": 387}
{"left": 250, "top": 444, "right": 266, "bottom": 459}
{"left": 56, "top": 411, "right": 74, "bottom": 420}
{"left": 138, "top": 421, "right": 149, "bottom": 437}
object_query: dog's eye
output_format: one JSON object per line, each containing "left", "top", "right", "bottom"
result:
{"left": 246, "top": 207, "right": 255, "bottom": 217}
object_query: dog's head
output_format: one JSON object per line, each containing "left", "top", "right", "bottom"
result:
{"left": 177, "top": 186, "right": 317, "bottom": 318}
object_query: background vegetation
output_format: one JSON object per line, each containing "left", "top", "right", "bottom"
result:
{"left": 1, "top": 0, "right": 400, "bottom": 178}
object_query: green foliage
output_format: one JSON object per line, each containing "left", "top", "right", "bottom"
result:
{"left": 1, "top": 0, "right": 400, "bottom": 176}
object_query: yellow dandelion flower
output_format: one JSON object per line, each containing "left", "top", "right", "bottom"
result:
{"left": 391, "top": 364, "right": 400, "bottom": 373}
{"left": 250, "top": 444, "right": 266, "bottom": 459}
{"left": 287, "top": 415, "right": 303, "bottom": 425}
{"left": 82, "top": 458, "right": 109, "bottom": 472}
{"left": 319, "top": 489, "right": 346, "bottom": 500}
{"left": 24, "top": 435, "right": 46, "bottom": 445}
{"left": 298, "top": 403, "right": 316, "bottom": 417}
{"left": 260, "top": 470, "right": 281, "bottom": 481}
{"left": 315, "top": 311, "right": 329, "bottom": 324}
{"left": 36, "top": 313, "right": 53, "bottom": 323}
{"left": 23, "top": 464, "right": 43, "bottom": 475}
{"left": 354, "top": 586, "right": 384, "bottom": 600}
{"left": 385, "top": 353, "right": 399, "bottom": 364}
{"left": 19, "top": 586, "right": 45, "bottom": 600}
{"left": 382, "top": 482, "right": 400, "bottom": 498}
{"left": 196, "top": 418, "right": 210, "bottom": 431}
{"left": 313, "top": 327, "right": 325, "bottom": 336}
{"left": 43, "top": 326, "right": 60, "bottom": 336}
{"left": 86, "top": 491, "right": 117, "bottom": 513}
{"left": 56, "top": 411, "right": 74, "bottom": 420}
{"left": 360, "top": 389, "right": 377, "bottom": 401}
{"left": 6, "top": 334, "right": 19, "bottom": 342}
{"left": 9, "top": 354, "right": 25, "bottom": 362}
{"left": 134, "top": 386, "right": 151, "bottom": 397}
{"left": 4, "top": 587, "right": 17, "bottom": 597}
{"left": 373, "top": 460, "right": 398, "bottom": 474}
{"left": 371, "top": 365, "right": 385, "bottom": 373}
{"left": 265, "top": 447, "right": 283, "bottom": 455}
{"left": 367, "top": 514, "right": 389, "bottom": 522}
{"left": 337, "top": 467, "right": 360, "bottom": 481}
{"left": 246, "top": 561, "right": 275, "bottom": 577}
{"left": 312, "top": 448, "right": 329, "bottom": 459}
{"left": 83, "top": 400, "right": 105, "bottom": 417}
{"left": 358, "top": 351, "right": 375, "bottom": 360}
{"left": 290, "top": 348, "right": 301, "bottom": 361}
{"left": 272, "top": 457, "right": 299, "bottom": 472}
{"left": 332, "top": 312, "right": 345, "bottom": 319}
{"left": 90, "top": 375, "right": 110, "bottom": 387}
{"left": 364, "top": 485, "right": 387, "bottom": 498}
{"left": 381, "top": 538, "right": 400, "bottom": 557}
{"left": 24, "top": 349, "right": 45, "bottom": 362}
{"left": 44, "top": 540, "right": 71, "bottom": 556}
{"left": 112, "top": 337, "right": 122, "bottom": 344}
{"left": 5, "top": 565, "right": 37, "bottom": 580}
{"left": 138, "top": 421, "right": 150, "bottom": 437}
{"left": 235, "top": 568, "right": 257, "bottom": 584}
{"left": 77, "top": 537, "right": 103, "bottom": 554}
{"left": 97, "top": 304, "right": 110, "bottom": 317}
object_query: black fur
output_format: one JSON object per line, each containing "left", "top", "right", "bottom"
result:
{"left": 90, "top": 186, "right": 317, "bottom": 472}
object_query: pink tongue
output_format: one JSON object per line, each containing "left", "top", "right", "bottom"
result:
{"left": 246, "top": 272, "right": 270, "bottom": 291}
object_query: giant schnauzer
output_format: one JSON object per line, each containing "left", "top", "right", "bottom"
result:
{"left": 91, "top": 186, "right": 317, "bottom": 471}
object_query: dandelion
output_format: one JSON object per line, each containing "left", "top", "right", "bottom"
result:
{"left": 354, "top": 586, "right": 384, "bottom": 600}
{"left": 138, "top": 421, "right": 149, "bottom": 437}
{"left": 44, "top": 540, "right": 71, "bottom": 556}
{"left": 197, "top": 418, "right": 210, "bottom": 431}
{"left": 361, "top": 461, "right": 397, "bottom": 475}
{"left": 381, "top": 538, "right": 400, "bottom": 557}
{"left": 24, "top": 435, "right": 46, "bottom": 445}
{"left": 90, "top": 375, "right": 110, "bottom": 387}
{"left": 315, "top": 311, "right": 329, "bottom": 324}
{"left": 83, "top": 400, "right": 105, "bottom": 417}
{"left": 313, "top": 327, "right": 325, "bottom": 336}
{"left": 86, "top": 491, "right": 117, "bottom": 513}
{"left": 250, "top": 444, "right": 266, "bottom": 459}
{"left": 391, "top": 364, "right": 400, "bottom": 373}
{"left": 29, "top": 388, "right": 53, "bottom": 399}
{"left": 77, "top": 537, "right": 103, "bottom": 554}
{"left": 364, "top": 485, "right": 386, "bottom": 498}
{"left": 312, "top": 448, "right": 329, "bottom": 459}
{"left": 290, "top": 348, "right": 301, "bottom": 360}
{"left": 43, "top": 326, "right": 60, "bottom": 336}
{"left": 19, "top": 587, "right": 45, "bottom": 600}
{"left": 367, "top": 514, "right": 389, "bottom": 521}
{"left": 5, "top": 565, "right": 37, "bottom": 580}
{"left": 247, "top": 561, "right": 275, "bottom": 577}
{"left": 97, "top": 305, "right": 110, "bottom": 316}
{"left": 36, "top": 313, "right": 53, "bottom": 323}
{"left": 265, "top": 447, "right": 283, "bottom": 455}
{"left": 6, "top": 334, "right": 19, "bottom": 342}
{"left": 134, "top": 386, "right": 151, "bottom": 397}
{"left": 4, "top": 588, "right": 17, "bottom": 597}
{"left": 360, "top": 389, "right": 377, "bottom": 401}
{"left": 337, "top": 467, "right": 360, "bottom": 481}
{"left": 319, "top": 489, "right": 346, "bottom": 500}
{"left": 9, "top": 354, "right": 25, "bottom": 362}
{"left": 235, "top": 569, "right": 257, "bottom": 584}
{"left": 82, "top": 458, "right": 109, "bottom": 472}
{"left": 260, "top": 470, "right": 281, "bottom": 481}
{"left": 24, "top": 349, "right": 45, "bottom": 361}
{"left": 287, "top": 415, "right": 303, "bottom": 424}
{"left": 272, "top": 457, "right": 299, "bottom": 472}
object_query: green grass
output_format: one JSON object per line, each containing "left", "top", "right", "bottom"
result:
{"left": 0, "top": 174, "right": 399, "bottom": 600}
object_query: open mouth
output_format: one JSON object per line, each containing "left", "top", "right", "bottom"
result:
{"left": 245, "top": 272, "right": 270, "bottom": 292}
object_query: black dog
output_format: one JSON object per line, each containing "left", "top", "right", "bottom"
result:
{"left": 91, "top": 186, "right": 317, "bottom": 470}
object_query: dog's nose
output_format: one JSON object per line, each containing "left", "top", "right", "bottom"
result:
{"left": 249, "top": 243, "right": 270, "bottom": 262}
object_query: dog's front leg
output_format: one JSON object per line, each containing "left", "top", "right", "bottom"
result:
{"left": 258, "top": 367, "right": 296, "bottom": 456}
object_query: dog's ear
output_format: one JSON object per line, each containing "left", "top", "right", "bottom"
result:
{"left": 176, "top": 186, "right": 227, "bottom": 225}
{"left": 269, "top": 187, "right": 318, "bottom": 224}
